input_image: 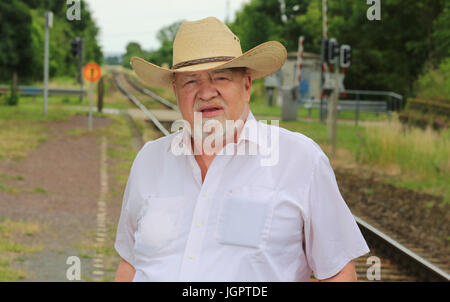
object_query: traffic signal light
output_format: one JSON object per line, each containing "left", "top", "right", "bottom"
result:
{"left": 321, "top": 38, "right": 329, "bottom": 63}
{"left": 71, "top": 38, "right": 81, "bottom": 57}
{"left": 328, "top": 38, "right": 339, "bottom": 64}
{"left": 340, "top": 45, "right": 351, "bottom": 68}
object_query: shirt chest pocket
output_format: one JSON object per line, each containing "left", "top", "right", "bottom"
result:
{"left": 216, "top": 186, "right": 276, "bottom": 249}
{"left": 135, "top": 196, "right": 185, "bottom": 253}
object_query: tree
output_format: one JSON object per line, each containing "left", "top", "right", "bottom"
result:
{"left": 146, "top": 20, "right": 183, "bottom": 68}
{"left": 122, "top": 42, "right": 148, "bottom": 69}
{"left": 0, "top": 0, "right": 103, "bottom": 83}
{"left": 229, "top": 0, "right": 284, "bottom": 52}
{"left": 0, "top": 0, "right": 33, "bottom": 82}
{"left": 431, "top": 1, "right": 450, "bottom": 64}
{"left": 229, "top": 0, "right": 447, "bottom": 96}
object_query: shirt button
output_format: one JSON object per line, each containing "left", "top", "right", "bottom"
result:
{"left": 195, "top": 222, "right": 203, "bottom": 227}
{"left": 189, "top": 254, "right": 195, "bottom": 260}
{"left": 202, "top": 193, "right": 208, "bottom": 198}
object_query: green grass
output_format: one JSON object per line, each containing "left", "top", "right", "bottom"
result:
{"left": 32, "top": 187, "right": 47, "bottom": 194}
{"left": 0, "top": 96, "right": 74, "bottom": 122}
{"left": 279, "top": 118, "right": 449, "bottom": 204}
{"left": 0, "top": 95, "right": 94, "bottom": 160}
{"left": 0, "top": 266, "right": 26, "bottom": 282}
{"left": 0, "top": 219, "right": 42, "bottom": 281}
{"left": 78, "top": 252, "right": 93, "bottom": 259}
{"left": 30, "top": 75, "right": 81, "bottom": 89}
{"left": 279, "top": 119, "right": 366, "bottom": 152}
{"left": 0, "top": 219, "right": 41, "bottom": 239}
{"left": 0, "top": 184, "right": 23, "bottom": 194}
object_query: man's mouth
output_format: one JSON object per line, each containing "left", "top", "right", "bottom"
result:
{"left": 198, "top": 105, "right": 224, "bottom": 117}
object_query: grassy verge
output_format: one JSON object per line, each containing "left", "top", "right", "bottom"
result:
{"left": 279, "top": 118, "right": 449, "bottom": 204}
{"left": 279, "top": 119, "right": 365, "bottom": 151}
{"left": 0, "top": 218, "right": 43, "bottom": 281}
{"left": 358, "top": 120, "right": 449, "bottom": 202}
{"left": 0, "top": 94, "right": 90, "bottom": 161}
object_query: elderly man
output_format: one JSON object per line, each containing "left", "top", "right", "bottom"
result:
{"left": 114, "top": 17, "right": 369, "bottom": 282}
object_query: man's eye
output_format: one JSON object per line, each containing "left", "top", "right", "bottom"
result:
{"left": 184, "top": 80, "right": 196, "bottom": 86}
{"left": 215, "top": 76, "right": 229, "bottom": 81}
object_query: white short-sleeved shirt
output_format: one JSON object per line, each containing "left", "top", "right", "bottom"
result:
{"left": 114, "top": 111, "right": 369, "bottom": 281}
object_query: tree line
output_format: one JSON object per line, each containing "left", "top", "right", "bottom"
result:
{"left": 122, "top": 0, "right": 448, "bottom": 100}
{"left": 0, "top": 0, "right": 103, "bottom": 83}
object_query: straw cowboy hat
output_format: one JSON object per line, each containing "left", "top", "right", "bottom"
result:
{"left": 130, "top": 17, "right": 287, "bottom": 89}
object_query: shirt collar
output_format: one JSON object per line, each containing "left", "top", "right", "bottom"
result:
{"left": 235, "top": 110, "right": 261, "bottom": 147}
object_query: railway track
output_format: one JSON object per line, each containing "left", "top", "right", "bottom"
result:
{"left": 111, "top": 71, "right": 449, "bottom": 282}
{"left": 122, "top": 73, "right": 179, "bottom": 112}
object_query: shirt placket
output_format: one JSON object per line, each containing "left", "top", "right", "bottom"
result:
{"left": 178, "top": 154, "right": 231, "bottom": 281}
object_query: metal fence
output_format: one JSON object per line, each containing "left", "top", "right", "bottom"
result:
{"left": 0, "top": 85, "right": 86, "bottom": 97}
{"left": 299, "top": 89, "right": 403, "bottom": 125}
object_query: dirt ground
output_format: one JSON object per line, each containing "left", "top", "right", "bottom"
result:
{"left": 0, "top": 114, "right": 124, "bottom": 281}
{"left": 335, "top": 167, "right": 449, "bottom": 266}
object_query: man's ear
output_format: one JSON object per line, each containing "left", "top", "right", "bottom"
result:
{"left": 172, "top": 81, "right": 179, "bottom": 106}
{"left": 244, "top": 74, "right": 252, "bottom": 104}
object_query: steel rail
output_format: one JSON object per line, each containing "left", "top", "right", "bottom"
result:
{"left": 114, "top": 74, "right": 170, "bottom": 136}
{"left": 355, "top": 215, "right": 450, "bottom": 282}
{"left": 123, "top": 74, "right": 180, "bottom": 112}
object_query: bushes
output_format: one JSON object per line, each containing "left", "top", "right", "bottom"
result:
{"left": 399, "top": 98, "right": 449, "bottom": 130}
{"left": 400, "top": 58, "right": 450, "bottom": 130}
{"left": 414, "top": 58, "right": 450, "bottom": 103}
{"left": 1, "top": 83, "right": 20, "bottom": 106}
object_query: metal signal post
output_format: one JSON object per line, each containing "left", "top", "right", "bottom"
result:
{"left": 43, "top": 11, "right": 53, "bottom": 116}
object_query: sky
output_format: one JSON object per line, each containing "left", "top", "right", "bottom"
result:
{"left": 84, "top": 0, "right": 250, "bottom": 56}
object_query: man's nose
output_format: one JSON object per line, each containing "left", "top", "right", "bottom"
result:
{"left": 198, "top": 77, "right": 219, "bottom": 101}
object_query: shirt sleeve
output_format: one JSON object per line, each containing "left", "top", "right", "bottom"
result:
{"left": 114, "top": 174, "right": 137, "bottom": 268}
{"left": 303, "top": 152, "right": 370, "bottom": 280}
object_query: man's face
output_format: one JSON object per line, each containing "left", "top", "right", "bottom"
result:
{"left": 172, "top": 67, "right": 252, "bottom": 138}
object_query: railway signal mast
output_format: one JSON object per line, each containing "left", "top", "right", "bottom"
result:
{"left": 321, "top": 0, "right": 353, "bottom": 159}
{"left": 340, "top": 44, "right": 352, "bottom": 68}
{"left": 43, "top": 11, "right": 53, "bottom": 116}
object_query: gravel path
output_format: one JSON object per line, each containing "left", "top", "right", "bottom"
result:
{"left": 0, "top": 114, "right": 112, "bottom": 281}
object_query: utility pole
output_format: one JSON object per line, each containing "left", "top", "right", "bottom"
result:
{"left": 326, "top": 38, "right": 339, "bottom": 159}
{"left": 320, "top": 0, "right": 329, "bottom": 122}
{"left": 79, "top": 38, "right": 84, "bottom": 103}
{"left": 43, "top": 11, "right": 53, "bottom": 116}
{"left": 327, "top": 59, "right": 339, "bottom": 159}
{"left": 71, "top": 37, "right": 84, "bottom": 103}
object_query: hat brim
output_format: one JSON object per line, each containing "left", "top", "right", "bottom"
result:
{"left": 130, "top": 41, "right": 287, "bottom": 90}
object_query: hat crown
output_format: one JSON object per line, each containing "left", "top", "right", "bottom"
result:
{"left": 172, "top": 17, "right": 243, "bottom": 68}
